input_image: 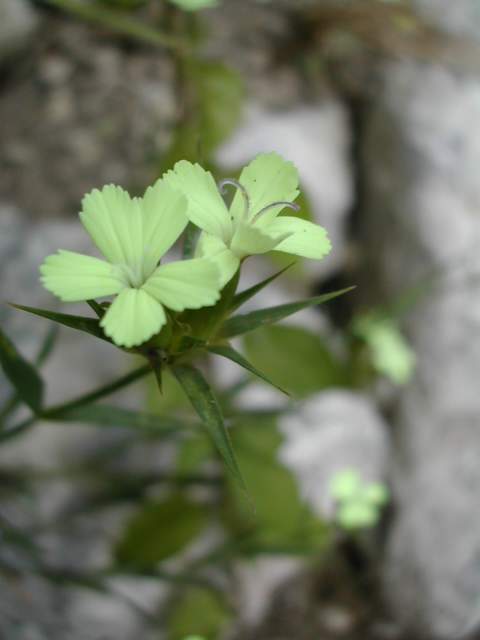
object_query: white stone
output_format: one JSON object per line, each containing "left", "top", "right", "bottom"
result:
{"left": 278, "top": 390, "right": 389, "bottom": 519}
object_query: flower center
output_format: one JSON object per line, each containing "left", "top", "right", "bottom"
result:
{"left": 217, "top": 178, "right": 301, "bottom": 237}
{"left": 119, "top": 262, "right": 147, "bottom": 288}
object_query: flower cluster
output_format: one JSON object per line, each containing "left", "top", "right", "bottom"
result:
{"left": 330, "top": 469, "right": 389, "bottom": 531}
{"left": 40, "top": 153, "right": 331, "bottom": 348}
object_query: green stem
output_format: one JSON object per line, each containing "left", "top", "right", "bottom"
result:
{"left": 0, "top": 363, "right": 152, "bottom": 443}
{"left": 0, "top": 415, "right": 37, "bottom": 443}
{"left": 0, "top": 326, "right": 59, "bottom": 427}
{"left": 44, "top": 363, "right": 151, "bottom": 418}
{"left": 0, "top": 394, "right": 19, "bottom": 425}
{"left": 45, "top": 0, "right": 189, "bottom": 52}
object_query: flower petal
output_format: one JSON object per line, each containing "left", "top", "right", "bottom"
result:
{"left": 142, "top": 258, "right": 221, "bottom": 312}
{"left": 164, "top": 161, "right": 231, "bottom": 241}
{"left": 266, "top": 217, "right": 331, "bottom": 260}
{"left": 141, "top": 179, "right": 189, "bottom": 273}
{"left": 230, "top": 222, "right": 285, "bottom": 259}
{"left": 195, "top": 232, "right": 240, "bottom": 287}
{"left": 40, "top": 250, "right": 126, "bottom": 302}
{"left": 80, "top": 185, "right": 143, "bottom": 267}
{"left": 100, "top": 288, "right": 166, "bottom": 348}
{"left": 230, "top": 152, "right": 299, "bottom": 224}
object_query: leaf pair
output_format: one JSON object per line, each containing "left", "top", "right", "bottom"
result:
{"left": 172, "top": 277, "right": 353, "bottom": 487}
{"left": 0, "top": 327, "right": 44, "bottom": 415}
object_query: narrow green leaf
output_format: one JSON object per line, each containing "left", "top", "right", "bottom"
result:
{"left": 229, "top": 263, "right": 296, "bottom": 313}
{"left": 35, "top": 324, "right": 60, "bottom": 367}
{"left": 45, "top": 0, "right": 187, "bottom": 51}
{"left": 1, "top": 324, "right": 59, "bottom": 424}
{"left": 168, "top": 587, "right": 231, "bottom": 640}
{"left": 172, "top": 364, "right": 245, "bottom": 487}
{"left": 86, "top": 299, "right": 105, "bottom": 318}
{"left": 0, "top": 327, "right": 44, "bottom": 413}
{"left": 207, "top": 344, "right": 289, "bottom": 396}
{"left": 11, "top": 303, "right": 110, "bottom": 343}
{"left": 224, "top": 417, "right": 330, "bottom": 553}
{"left": 46, "top": 403, "right": 185, "bottom": 435}
{"left": 175, "top": 336, "right": 206, "bottom": 353}
{"left": 149, "top": 359, "right": 163, "bottom": 393}
{"left": 244, "top": 325, "right": 345, "bottom": 398}
{"left": 115, "top": 494, "right": 208, "bottom": 569}
{"left": 43, "top": 364, "right": 151, "bottom": 417}
{"left": 221, "top": 287, "right": 355, "bottom": 339}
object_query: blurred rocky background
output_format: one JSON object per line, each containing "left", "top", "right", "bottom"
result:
{"left": 2, "top": 0, "right": 480, "bottom": 639}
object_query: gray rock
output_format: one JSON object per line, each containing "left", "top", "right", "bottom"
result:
{"left": 233, "top": 556, "right": 303, "bottom": 627}
{"left": 0, "top": 17, "right": 175, "bottom": 217}
{"left": 0, "top": 0, "right": 37, "bottom": 63}
{"left": 278, "top": 391, "right": 389, "bottom": 519}
{"left": 360, "top": 59, "right": 480, "bottom": 637}
{"left": 414, "top": 0, "right": 480, "bottom": 40}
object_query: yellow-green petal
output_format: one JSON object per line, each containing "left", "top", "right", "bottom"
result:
{"left": 164, "top": 161, "right": 231, "bottom": 241}
{"left": 100, "top": 288, "right": 166, "bottom": 348}
{"left": 195, "top": 232, "right": 240, "bottom": 287}
{"left": 337, "top": 501, "right": 378, "bottom": 530}
{"left": 80, "top": 185, "right": 143, "bottom": 267}
{"left": 330, "top": 469, "right": 361, "bottom": 501}
{"left": 142, "top": 258, "right": 221, "bottom": 312}
{"left": 266, "top": 216, "right": 331, "bottom": 260}
{"left": 230, "top": 222, "right": 285, "bottom": 259}
{"left": 230, "top": 152, "right": 299, "bottom": 224}
{"left": 364, "top": 483, "right": 389, "bottom": 506}
{"left": 141, "top": 179, "right": 189, "bottom": 274}
{"left": 40, "top": 250, "right": 126, "bottom": 302}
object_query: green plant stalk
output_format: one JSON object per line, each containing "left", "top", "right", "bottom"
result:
{"left": 0, "top": 326, "right": 59, "bottom": 427}
{"left": 45, "top": 0, "right": 189, "bottom": 51}
{"left": 0, "top": 363, "right": 152, "bottom": 443}
{"left": 44, "top": 363, "right": 152, "bottom": 418}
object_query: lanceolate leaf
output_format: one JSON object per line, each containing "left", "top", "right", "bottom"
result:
{"left": 0, "top": 325, "right": 59, "bottom": 424}
{"left": 221, "top": 287, "right": 355, "bottom": 338}
{"left": 0, "top": 327, "right": 44, "bottom": 413}
{"left": 43, "top": 364, "right": 152, "bottom": 416}
{"left": 115, "top": 494, "right": 208, "bottom": 569}
{"left": 229, "top": 263, "right": 295, "bottom": 313}
{"left": 46, "top": 403, "right": 186, "bottom": 436}
{"left": 11, "top": 303, "right": 109, "bottom": 343}
{"left": 86, "top": 299, "right": 105, "bottom": 318}
{"left": 244, "top": 325, "right": 345, "bottom": 398}
{"left": 207, "top": 344, "right": 289, "bottom": 396}
{"left": 35, "top": 324, "right": 60, "bottom": 366}
{"left": 172, "top": 364, "right": 244, "bottom": 487}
